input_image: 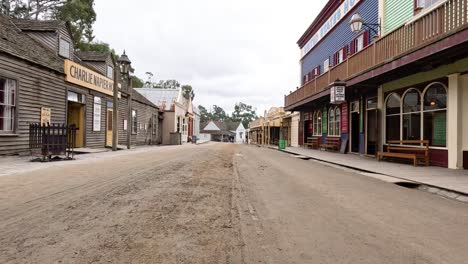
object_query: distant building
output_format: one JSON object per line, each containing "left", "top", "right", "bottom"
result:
{"left": 200, "top": 121, "right": 245, "bottom": 143}
{"left": 135, "top": 88, "right": 194, "bottom": 144}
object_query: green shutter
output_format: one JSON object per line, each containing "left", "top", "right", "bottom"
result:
{"left": 322, "top": 108, "right": 328, "bottom": 134}
{"left": 383, "top": 0, "right": 414, "bottom": 35}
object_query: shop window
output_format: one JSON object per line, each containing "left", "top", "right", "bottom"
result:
{"left": 313, "top": 111, "right": 322, "bottom": 136}
{"left": 335, "top": 107, "right": 341, "bottom": 136}
{"left": 328, "top": 107, "right": 341, "bottom": 137}
{"left": 423, "top": 83, "right": 447, "bottom": 147}
{"left": 132, "top": 110, "right": 137, "bottom": 134}
{"left": 93, "top": 96, "right": 101, "bottom": 132}
{"left": 107, "top": 65, "right": 113, "bottom": 79}
{"left": 403, "top": 89, "right": 421, "bottom": 140}
{"left": 385, "top": 93, "right": 401, "bottom": 141}
{"left": 0, "top": 78, "right": 17, "bottom": 133}
{"left": 385, "top": 83, "right": 447, "bottom": 147}
{"left": 59, "top": 39, "right": 70, "bottom": 58}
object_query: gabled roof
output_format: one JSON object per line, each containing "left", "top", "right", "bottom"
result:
{"left": 132, "top": 89, "right": 159, "bottom": 109}
{"left": 0, "top": 15, "right": 63, "bottom": 73}
{"left": 134, "top": 88, "right": 180, "bottom": 111}
{"left": 76, "top": 51, "right": 111, "bottom": 62}
{"left": 12, "top": 19, "right": 65, "bottom": 31}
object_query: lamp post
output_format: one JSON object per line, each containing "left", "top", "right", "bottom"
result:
{"left": 349, "top": 13, "right": 381, "bottom": 36}
{"left": 117, "top": 51, "right": 132, "bottom": 149}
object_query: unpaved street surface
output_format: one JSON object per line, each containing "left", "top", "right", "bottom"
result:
{"left": 1, "top": 143, "right": 468, "bottom": 263}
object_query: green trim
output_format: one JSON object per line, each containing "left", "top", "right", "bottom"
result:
{"left": 382, "top": 57, "right": 468, "bottom": 92}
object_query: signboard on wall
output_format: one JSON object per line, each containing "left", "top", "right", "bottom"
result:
{"left": 40, "top": 107, "right": 51, "bottom": 125}
{"left": 64, "top": 59, "right": 114, "bottom": 96}
{"left": 301, "top": 0, "right": 363, "bottom": 58}
{"left": 341, "top": 102, "right": 349, "bottom": 134}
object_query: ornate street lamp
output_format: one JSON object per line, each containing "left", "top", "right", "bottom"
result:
{"left": 117, "top": 51, "right": 133, "bottom": 150}
{"left": 349, "top": 13, "right": 381, "bottom": 36}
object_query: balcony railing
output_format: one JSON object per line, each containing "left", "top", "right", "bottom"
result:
{"left": 285, "top": 0, "right": 468, "bottom": 108}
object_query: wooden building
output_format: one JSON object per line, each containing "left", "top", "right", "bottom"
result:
{"left": 284, "top": 0, "right": 468, "bottom": 169}
{"left": 0, "top": 15, "right": 160, "bottom": 155}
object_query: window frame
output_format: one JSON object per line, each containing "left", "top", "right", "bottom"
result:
{"left": 313, "top": 111, "right": 322, "bottom": 136}
{"left": 328, "top": 106, "right": 341, "bottom": 137}
{"left": 323, "top": 58, "right": 330, "bottom": 72}
{"left": 132, "top": 109, "right": 138, "bottom": 134}
{"left": 92, "top": 96, "right": 102, "bottom": 132}
{"left": 384, "top": 82, "right": 447, "bottom": 148}
{"left": 106, "top": 65, "right": 114, "bottom": 79}
{"left": 59, "top": 38, "right": 71, "bottom": 59}
{"left": 0, "top": 76, "right": 19, "bottom": 135}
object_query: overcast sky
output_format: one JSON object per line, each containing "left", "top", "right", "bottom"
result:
{"left": 93, "top": 0, "right": 327, "bottom": 114}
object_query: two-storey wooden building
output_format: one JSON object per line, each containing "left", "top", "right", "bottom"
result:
{"left": 285, "top": 0, "right": 468, "bottom": 169}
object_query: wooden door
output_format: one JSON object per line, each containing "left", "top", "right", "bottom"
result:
{"left": 67, "top": 102, "right": 84, "bottom": 148}
{"left": 106, "top": 109, "right": 113, "bottom": 147}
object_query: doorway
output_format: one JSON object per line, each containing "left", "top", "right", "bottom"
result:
{"left": 67, "top": 102, "right": 85, "bottom": 148}
{"left": 366, "top": 97, "right": 378, "bottom": 156}
{"left": 350, "top": 100, "right": 360, "bottom": 153}
{"left": 106, "top": 109, "right": 113, "bottom": 147}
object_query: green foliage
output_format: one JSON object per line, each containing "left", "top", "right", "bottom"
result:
{"left": 231, "top": 102, "right": 258, "bottom": 128}
{"left": 199, "top": 102, "right": 257, "bottom": 127}
{"left": 182, "top": 85, "right": 195, "bottom": 100}
{"left": 54, "top": 0, "right": 96, "bottom": 45}
{"left": 131, "top": 76, "right": 145, "bottom": 88}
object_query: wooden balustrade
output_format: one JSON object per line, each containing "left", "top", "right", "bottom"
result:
{"left": 285, "top": 0, "right": 468, "bottom": 108}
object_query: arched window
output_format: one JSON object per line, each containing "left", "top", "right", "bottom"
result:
{"left": 423, "top": 83, "right": 447, "bottom": 147}
{"left": 385, "top": 93, "right": 401, "bottom": 141}
{"left": 402, "top": 89, "right": 421, "bottom": 140}
{"left": 335, "top": 107, "right": 341, "bottom": 136}
{"left": 328, "top": 107, "right": 341, "bottom": 136}
{"left": 314, "top": 111, "right": 322, "bottom": 136}
{"left": 328, "top": 108, "right": 335, "bottom": 136}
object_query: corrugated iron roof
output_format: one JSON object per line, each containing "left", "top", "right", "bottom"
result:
{"left": 134, "top": 88, "right": 180, "bottom": 111}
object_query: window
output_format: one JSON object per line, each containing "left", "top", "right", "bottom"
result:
{"left": 132, "top": 110, "right": 137, "bottom": 134}
{"left": 177, "top": 117, "right": 181, "bottom": 132}
{"left": 350, "top": 31, "right": 369, "bottom": 55}
{"left": 328, "top": 107, "right": 341, "bottom": 136}
{"left": 324, "top": 58, "right": 330, "bottom": 72}
{"left": 0, "top": 78, "right": 17, "bottom": 132}
{"left": 384, "top": 83, "right": 447, "bottom": 147}
{"left": 107, "top": 65, "right": 113, "bottom": 79}
{"left": 385, "top": 93, "right": 401, "bottom": 141}
{"left": 59, "top": 39, "right": 70, "bottom": 58}
{"left": 402, "top": 89, "right": 421, "bottom": 140}
{"left": 182, "top": 118, "right": 188, "bottom": 134}
{"left": 93, "top": 97, "right": 101, "bottom": 131}
{"left": 415, "top": 0, "right": 440, "bottom": 9}
{"left": 423, "top": 83, "right": 447, "bottom": 147}
{"left": 334, "top": 46, "right": 348, "bottom": 66}
{"left": 313, "top": 111, "right": 322, "bottom": 136}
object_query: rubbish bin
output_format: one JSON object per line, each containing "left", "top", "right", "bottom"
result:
{"left": 192, "top": 136, "right": 197, "bottom": 144}
{"left": 278, "top": 139, "right": 286, "bottom": 150}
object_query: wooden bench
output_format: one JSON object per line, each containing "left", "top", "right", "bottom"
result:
{"left": 377, "top": 140, "right": 430, "bottom": 166}
{"left": 320, "top": 137, "right": 340, "bottom": 152}
{"left": 304, "top": 137, "right": 320, "bottom": 149}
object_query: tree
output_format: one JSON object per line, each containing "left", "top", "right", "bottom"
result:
{"left": 182, "top": 85, "right": 195, "bottom": 100}
{"left": 54, "top": 0, "right": 96, "bottom": 45}
{"left": 211, "top": 105, "right": 228, "bottom": 122}
{"left": 131, "top": 76, "right": 144, "bottom": 88}
{"left": 231, "top": 102, "right": 258, "bottom": 128}
{"left": 2, "top": 0, "right": 96, "bottom": 48}
{"left": 198, "top": 105, "right": 211, "bottom": 124}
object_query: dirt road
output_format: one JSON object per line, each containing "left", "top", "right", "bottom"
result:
{"left": 1, "top": 143, "right": 467, "bottom": 263}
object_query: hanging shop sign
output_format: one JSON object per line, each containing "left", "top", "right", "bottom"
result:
{"left": 301, "top": 0, "right": 363, "bottom": 58}
{"left": 330, "top": 85, "right": 346, "bottom": 104}
{"left": 64, "top": 59, "right": 114, "bottom": 96}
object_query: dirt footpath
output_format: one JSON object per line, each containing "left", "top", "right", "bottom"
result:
{"left": 0, "top": 143, "right": 242, "bottom": 264}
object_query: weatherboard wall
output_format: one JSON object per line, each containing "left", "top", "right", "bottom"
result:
{"left": 300, "top": 0, "right": 379, "bottom": 78}
{"left": 382, "top": 0, "right": 414, "bottom": 35}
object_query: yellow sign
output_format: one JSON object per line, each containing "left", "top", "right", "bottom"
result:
{"left": 40, "top": 107, "right": 51, "bottom": 125}
{"left": 64, "top": 59, "right": 114, "bottom": 96}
